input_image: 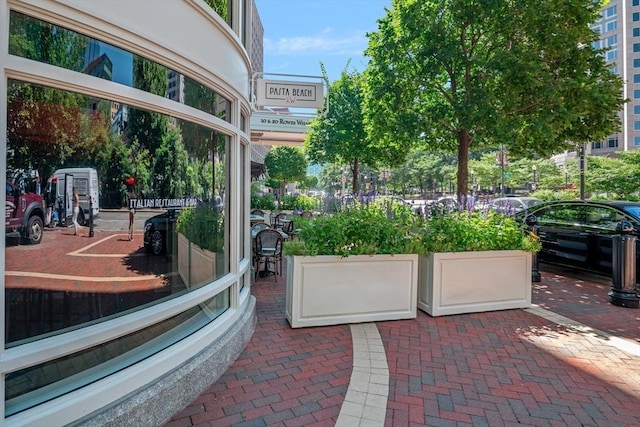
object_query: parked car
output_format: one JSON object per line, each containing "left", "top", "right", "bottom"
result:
{"left": 488, "top": 196, "right": 542, "bottom": 215}
{"left": 369, "top": 195, "right": 413, "bottom": 209}
{"left": 5, "top": 181, "right": 45, "bottom": 244}
{"left": 514, "top": 200, "right": 640, "bottom": 281}
{"left": 422, "top": 196, "right": 459, "bottom": 215}
{"left": 143, "top": 209, "right": 179, "bottom": 255}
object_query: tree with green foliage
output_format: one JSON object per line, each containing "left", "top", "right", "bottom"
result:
{"left": 317, "top": 163, "right": 345, "bottom": 195}
{"left": 307, "top": 65, "right": 391, "bottom": 193}
{"left": 127, "top": 57, "right": 169, "bottom": 153}
{"left": 364, "top": 0, "right": 625, "bottom": 202}
{"left": 264, "top": 146, "right": 308, "bottom": 200}
{"left": 585, "top": 155, "right": 638, "bottom": 199}
{"left": 152, "top": 127, "right": 190, "bottom": 198}
{"left": 7, "top": 14, "right": 88, "bottom": 178}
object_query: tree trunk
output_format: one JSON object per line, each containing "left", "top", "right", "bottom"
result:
{"left": 352, "top": 158, "right": 359, "bottom": 194}
{"left": 456, "top": 130, "right": 471, "bottom": 208}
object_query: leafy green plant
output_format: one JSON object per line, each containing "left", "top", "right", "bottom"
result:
{"left": 283, "top": 201, "right": 423, "bottom": 257}
{"left": 176, "top": 204, "right": 224, "bottom": 252}
{"left": 279, "top": 193, "right": 320, "bottom": 210}
{"left": 251, "top": 194, "right": 276, "bottom": 210}
{"left": 421, "top": 210, "right": 540, "bottom": 254}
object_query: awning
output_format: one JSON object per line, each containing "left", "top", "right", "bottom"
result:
{"left": 251, "top": 161, "right": 266, "bottom": 180}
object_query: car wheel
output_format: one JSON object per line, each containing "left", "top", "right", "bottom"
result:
{"left": 150, "top": 230, "right": 165, "bottom": 255}
{"left": 24, "top": 216, "right": 43, "bottom": 245}
{"left": 77, "top": 211, "right": 86, "bottom": 226}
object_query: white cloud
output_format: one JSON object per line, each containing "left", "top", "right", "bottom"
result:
{"left": 264, "top": 29, "right": 368, "bottom": 57}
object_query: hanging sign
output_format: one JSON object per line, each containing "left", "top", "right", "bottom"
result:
{"left": 256, "top": 79, "right": 324, "bottom": 109}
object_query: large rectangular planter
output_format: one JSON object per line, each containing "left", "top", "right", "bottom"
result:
{"left": 418, "top": 250, "right": 532, "bottom": 317}
{"left": 178, "top": 233, "right": 216, "bottom": 288}
{"left": 286, "top": 254, "right": 419, "bottom": 328}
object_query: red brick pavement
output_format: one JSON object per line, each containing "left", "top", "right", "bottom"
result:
{"left": 167, "top": 263, "right": 640, "bottom": 427}
{"left": 5, "top": 228, "right": 169, "bottom": 292}
{"left": 167, "top": 271, "right": 353, "bottom": 427}
{"left": 532, "top": 265, "right": 640, "bottom": 344}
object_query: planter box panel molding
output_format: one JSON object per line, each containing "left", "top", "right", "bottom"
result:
{"left": 418, "top": 250, "right": 532, "bottom": 317}
{"left": 286, "top": 254, "right": 418, "bottom": 328}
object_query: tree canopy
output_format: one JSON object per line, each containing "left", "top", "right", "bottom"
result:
{"left": 264, "top": 146, "right": 308, "bottom": 195}
{"left": 306, "top": 65, "right": 401, "bottom": 193}
{"left": 363, "top": 0, "right": 625, "bottom": 199}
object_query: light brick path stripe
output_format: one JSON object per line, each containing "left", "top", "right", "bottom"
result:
{"left": 336, "top": 323, "right": 388, "bottom": 427}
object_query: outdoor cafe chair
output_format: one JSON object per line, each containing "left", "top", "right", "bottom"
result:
{"left": 253, "top": 228, "right": 283, "bottom": 282}
{"left": 274, "top": 212, "right": 290, "bottom": 229}
{"left": 269, "top": 210, "right": 281, "bottom": 226}
{"left": 251, "top": 222, "right": 271, "bottom": 233}
{"left": 280, "top": 218, "right": 296, "bottom": 240}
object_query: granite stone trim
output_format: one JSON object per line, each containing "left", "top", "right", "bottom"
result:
{"left": 72, "top": 296, "right": 257, "bottom": 427}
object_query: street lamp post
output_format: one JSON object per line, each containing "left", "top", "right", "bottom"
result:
{"left": 532, "top": 165, "right": 537, "bottom": 191}
{"left": 470, "top": 170, "right": 475, "bottom": 196}
{"left": 578, "top": 144, "right": 586, "bottom": 200}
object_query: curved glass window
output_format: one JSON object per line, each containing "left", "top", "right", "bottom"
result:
{"left": 6, "top": 79, "right": 230, "bottom": 346}
{"left": 9, "top": 11, "right": 231, "bottom": 121}
{"left": 5, "top": 293, "right": 229, "bottom": 416}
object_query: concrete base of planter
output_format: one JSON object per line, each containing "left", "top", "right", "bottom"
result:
{"left": 418, "top": 251, "right": 532, "bottom": 317}
{"left": 286, "top": 254, "right": 418, "bottom": 328}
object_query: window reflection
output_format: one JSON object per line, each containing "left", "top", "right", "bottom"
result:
{"left": 6, "top": 79, "right": 230, "bottom": 345}
{"left": 9, "top": 11, "right": 230, "bottom": 121}
{"left": 5, "top": 292, "right": 229, "bottom": 416}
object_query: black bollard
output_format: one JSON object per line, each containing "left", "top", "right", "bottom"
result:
{"left": 525, "top": 215, "right": 541, "bottom": 282}
{"left": 609, "top": 221, "right": 639, "bottom": 308}
{"left": 88, "top": 196, "right": 94, "bottom": 237}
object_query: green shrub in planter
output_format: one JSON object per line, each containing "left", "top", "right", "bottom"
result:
{"left": 279, "top": 193, "right": 320, "bottom": 210}
{"left": 421, "top": 210, "right": 541, "bottom": 254}
{"left": 251, "top": 194, "right": 276, "bottom": 210}
{"left": 176, "top": 204, "right": 224, "bottom": 252}
{"left": 284, "top": 201, "right": 423, "bottom": 257}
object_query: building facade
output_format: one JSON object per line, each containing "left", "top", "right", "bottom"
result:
{"left": 594, "top": 0, "right": 640, "bottom": 154}
{"left": 1, "top": 0, "right": 260, "bottom": 425}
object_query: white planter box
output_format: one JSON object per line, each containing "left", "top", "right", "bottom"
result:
{"left": 178, "top": 233, "right": 216, "bottom": 288}
{"left": 286, "top": 254, "right": 419, "bottom": 328}
{"left": 418, "top": 250, "right": 532, "bottom": 317}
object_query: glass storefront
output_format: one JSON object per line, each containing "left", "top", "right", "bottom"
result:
{"left": 5, "top": 292, "right": 229, "bottom": 416}
{"left": 6, "top": 79, "right": 231, "bottom": 345}
{"left": 9, "top": 11, "right": 231, "bottom": 121}
{"left": 2, "top": 3, "right": 252, "bottom": 422}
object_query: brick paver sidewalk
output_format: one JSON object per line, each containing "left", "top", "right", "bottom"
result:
{"left": 167, "top": 266, "right": 640, "bottom": 426}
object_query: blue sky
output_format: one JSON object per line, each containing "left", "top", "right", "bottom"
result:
{"left": 255, "top": 0, "right": 392, "bottom": 83}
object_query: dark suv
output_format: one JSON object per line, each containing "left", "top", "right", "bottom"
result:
{"left": 143, "top": 209, "right": 178, "bottom": 255}
{"left": 6, "top": 181, "right": 45, "bottom": 244}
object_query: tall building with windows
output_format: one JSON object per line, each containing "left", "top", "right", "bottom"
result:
{"left": 592, "top": 0, "right": 640, "bottom": 154}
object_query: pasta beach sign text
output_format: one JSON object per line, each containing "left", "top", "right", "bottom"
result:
{"left": 256, "top": 79, "right": 324, "bottom": 109}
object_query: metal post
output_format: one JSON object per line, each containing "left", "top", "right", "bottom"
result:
{"left": 609, "top": 221, "right": 639, "bottom": 308}
{"left": 578, "top": 144, "right": 585, "bottom": 200}
{"left": 531, "top": 164, "right": 537, "bottom": 192}
{"left": 525, "top": 215, "right": 541, "bottom": 282}
{"left": 500, "top": 147, "right": 505, "bottom": 197}
{"left": 88, "top": 196, "right": 94, "bottom": 237}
